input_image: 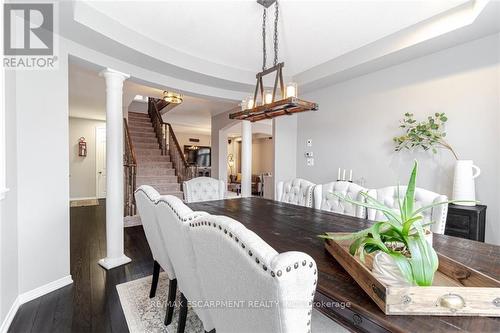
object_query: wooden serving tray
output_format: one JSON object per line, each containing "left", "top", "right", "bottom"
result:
{"left": 324, "top": 233, "right": 500, "bottom": 316}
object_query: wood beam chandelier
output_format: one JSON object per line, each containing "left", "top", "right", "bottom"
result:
{"left": 229, "top": 0, "right": 318, "bottom": 122}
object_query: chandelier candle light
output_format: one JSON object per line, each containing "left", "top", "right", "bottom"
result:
{"left": 230, "top": 0, "right": 318, "bottom": 122}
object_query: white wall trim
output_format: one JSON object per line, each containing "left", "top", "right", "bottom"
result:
{"left": 0, "top": 276, "right": 73, "bottom": 333}
{"left": 18, "top": 275, "right": 73, "bottom": 305}
{"left": 0, "top": 296, "right": 20, "bottom": 333}
{"left": 70, "top": 196, "right": 98, "bottom": 201}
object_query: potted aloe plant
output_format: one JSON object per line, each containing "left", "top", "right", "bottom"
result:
{"left": 320, "top": 161, "right": 467, "bottom": 287}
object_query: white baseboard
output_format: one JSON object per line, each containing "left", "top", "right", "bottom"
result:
{"left": 18, "top": 275, "right": 73, "bottom": 305}
{"left": 0, "top": 276, "right": 73, "bottom": 333}
{"left": 0, "top": 296, "right": 20, "bottom": 333}
{"left": 70, "top": 196, "right": 97, "bottom": 201}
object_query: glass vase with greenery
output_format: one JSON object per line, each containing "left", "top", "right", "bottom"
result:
{"left": 320, "top": 161, "right": 469, "bottom": 286}
{"left": 393, "top": 112, "right": 458, "bottom": 160}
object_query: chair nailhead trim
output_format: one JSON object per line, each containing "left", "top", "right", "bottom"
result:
{"left": 186, "top": 215, "right": 318, "bottom": 283}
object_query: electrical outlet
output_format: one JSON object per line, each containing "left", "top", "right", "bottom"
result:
{"left": 306, "top": 139, "right": 312, "bottom": 147}
{"left": 307, "top": 158, "right": 314, "bottom": 166}
{"left": 305, "top": 151, "right": 314, "bottom": 157}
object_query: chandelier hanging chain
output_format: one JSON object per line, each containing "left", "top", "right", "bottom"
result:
{"left": 262, "top": 1, "right": 279, "bottom": 70}
{"left": 273, "top": 0, "right": 279, "bottom": 66}
{"left": 262, "top": 8, "right": 267, "bottom": 71}
{"left": 229, "top": 0, "right": 318, "bottom": 122}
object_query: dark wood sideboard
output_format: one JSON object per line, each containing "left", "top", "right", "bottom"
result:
{"left": 445, "top": 204, "right": 486, "bottom": 242}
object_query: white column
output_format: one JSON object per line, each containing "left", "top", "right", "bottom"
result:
{"left": 241, "top": 120, "right": 252, "bottom": 197}
{"left": 98, "top": 68, "right": 131, "bottom": 270}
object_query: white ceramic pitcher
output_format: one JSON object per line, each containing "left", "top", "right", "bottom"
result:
{"left": 452, "top": 160, "right": 480, "bottom": 206}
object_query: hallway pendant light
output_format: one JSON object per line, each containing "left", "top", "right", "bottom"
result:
{"left": 230, "top": 0, "right": 318, "bottom": 122}
{"left": 163, "top": 91, "right": 183, "bottom": 104}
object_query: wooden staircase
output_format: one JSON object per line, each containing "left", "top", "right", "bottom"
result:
{"left": 128, "top": 112, "right": 183, "bottom": 199}
{"left": 124, "top": 97, "right": 196, "bottom": 217}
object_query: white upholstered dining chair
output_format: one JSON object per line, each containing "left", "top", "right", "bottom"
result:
{"left": 276, "top": 178, "right": 315, "bottom": 207}
{"left": 183, "top": 177, "right": 225, "bottom": 203}
{"left": 134, "top": 185, "right": 178, "bottom": 326}
{"left": 155, "top": 195, "right": 215, "bottom": 333}
{"left": 189, "top": 214, "right": 318, "bottom": 333}
{"left": 367, "top": 186, "right": 449, "bottom": 234}
{"left": 313, "top": 181, "right": 368, "bottom": 218}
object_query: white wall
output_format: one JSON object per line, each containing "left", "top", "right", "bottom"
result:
{"left": 173, "top": 131, "right": 211, "bottom": 149}
{"left": 69, "top": 117, "right": 106, "bottom": 199}
{"left": 211, "top": 110, "right": 239, "bottom": 180}
{"left": 1, "top": 71, "right": 19, "bottom": 329}
{"left": 297, "top": 34, "right": 500, "bottom": 245}
{"left": 15, "top": 47, "right": 72, "bottom": 294}
{"left": 273, "top": 115, "right": 298, "bottom": 199}
{"left": 252, "top": 137, "right": 273, "bottom": 175}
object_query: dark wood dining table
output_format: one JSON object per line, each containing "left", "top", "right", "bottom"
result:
{"left": 188, "top": 197, "right": 500, "bottom": 333}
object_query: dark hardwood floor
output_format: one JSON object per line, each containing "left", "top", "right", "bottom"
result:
{"left": 9, "top": 200, "right": 153, "bottom": 333}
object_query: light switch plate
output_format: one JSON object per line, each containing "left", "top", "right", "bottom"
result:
{"left": 307, "top": 158, "right": 314, "bottom": 166}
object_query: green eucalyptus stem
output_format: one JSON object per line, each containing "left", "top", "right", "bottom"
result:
{"left": 393, "top": 112, "right": 459, "bottom": 160}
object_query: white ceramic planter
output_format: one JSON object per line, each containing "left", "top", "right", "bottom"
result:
{"left": 372, "top": 252, "right": 412, "bottom": 287}
{"left": 452, "top": 160, "right": 480, "bottom": 206}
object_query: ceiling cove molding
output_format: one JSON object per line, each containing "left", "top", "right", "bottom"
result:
{"left": 66, "top": 42, "right": 244, "bottom": 103}
{"left": 71, "top": 1, "right": 256, "bottom": 89}
{"left": 63, "top": 1, "right": 499, "bottom": 97}
{"left": 296, "top": 0, "right": 498, "bottom": 92}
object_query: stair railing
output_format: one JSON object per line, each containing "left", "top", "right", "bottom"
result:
{"left": 147, "top": 98, "right": 196, "bottom": 187}
{"left": 124, "top": 118, "right": 137, "bottom": 216}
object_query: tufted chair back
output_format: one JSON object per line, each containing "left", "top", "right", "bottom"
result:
{"left": 183, "top": 177, "right": 225, "bottom": 203}
{"left": 313, "top": 181, "right": 368, "bottom": 218}
{"left": 189, "top": 214, "right": 317, "bottom": 333}
{"left": 276, "top": 178, "right": 315, "bottom": 207}
{"left": 155, "top": 195, "right": 214, "bottom": 331}
{"left": 367, "top": 186, "right": 449, "bottom": 234}
{"left": 134, "top": 186, "right": 176, "bottom": 279}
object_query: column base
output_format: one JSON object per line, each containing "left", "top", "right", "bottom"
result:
{"left": 98, "top": 255, "right": 131, "bottom": 270}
